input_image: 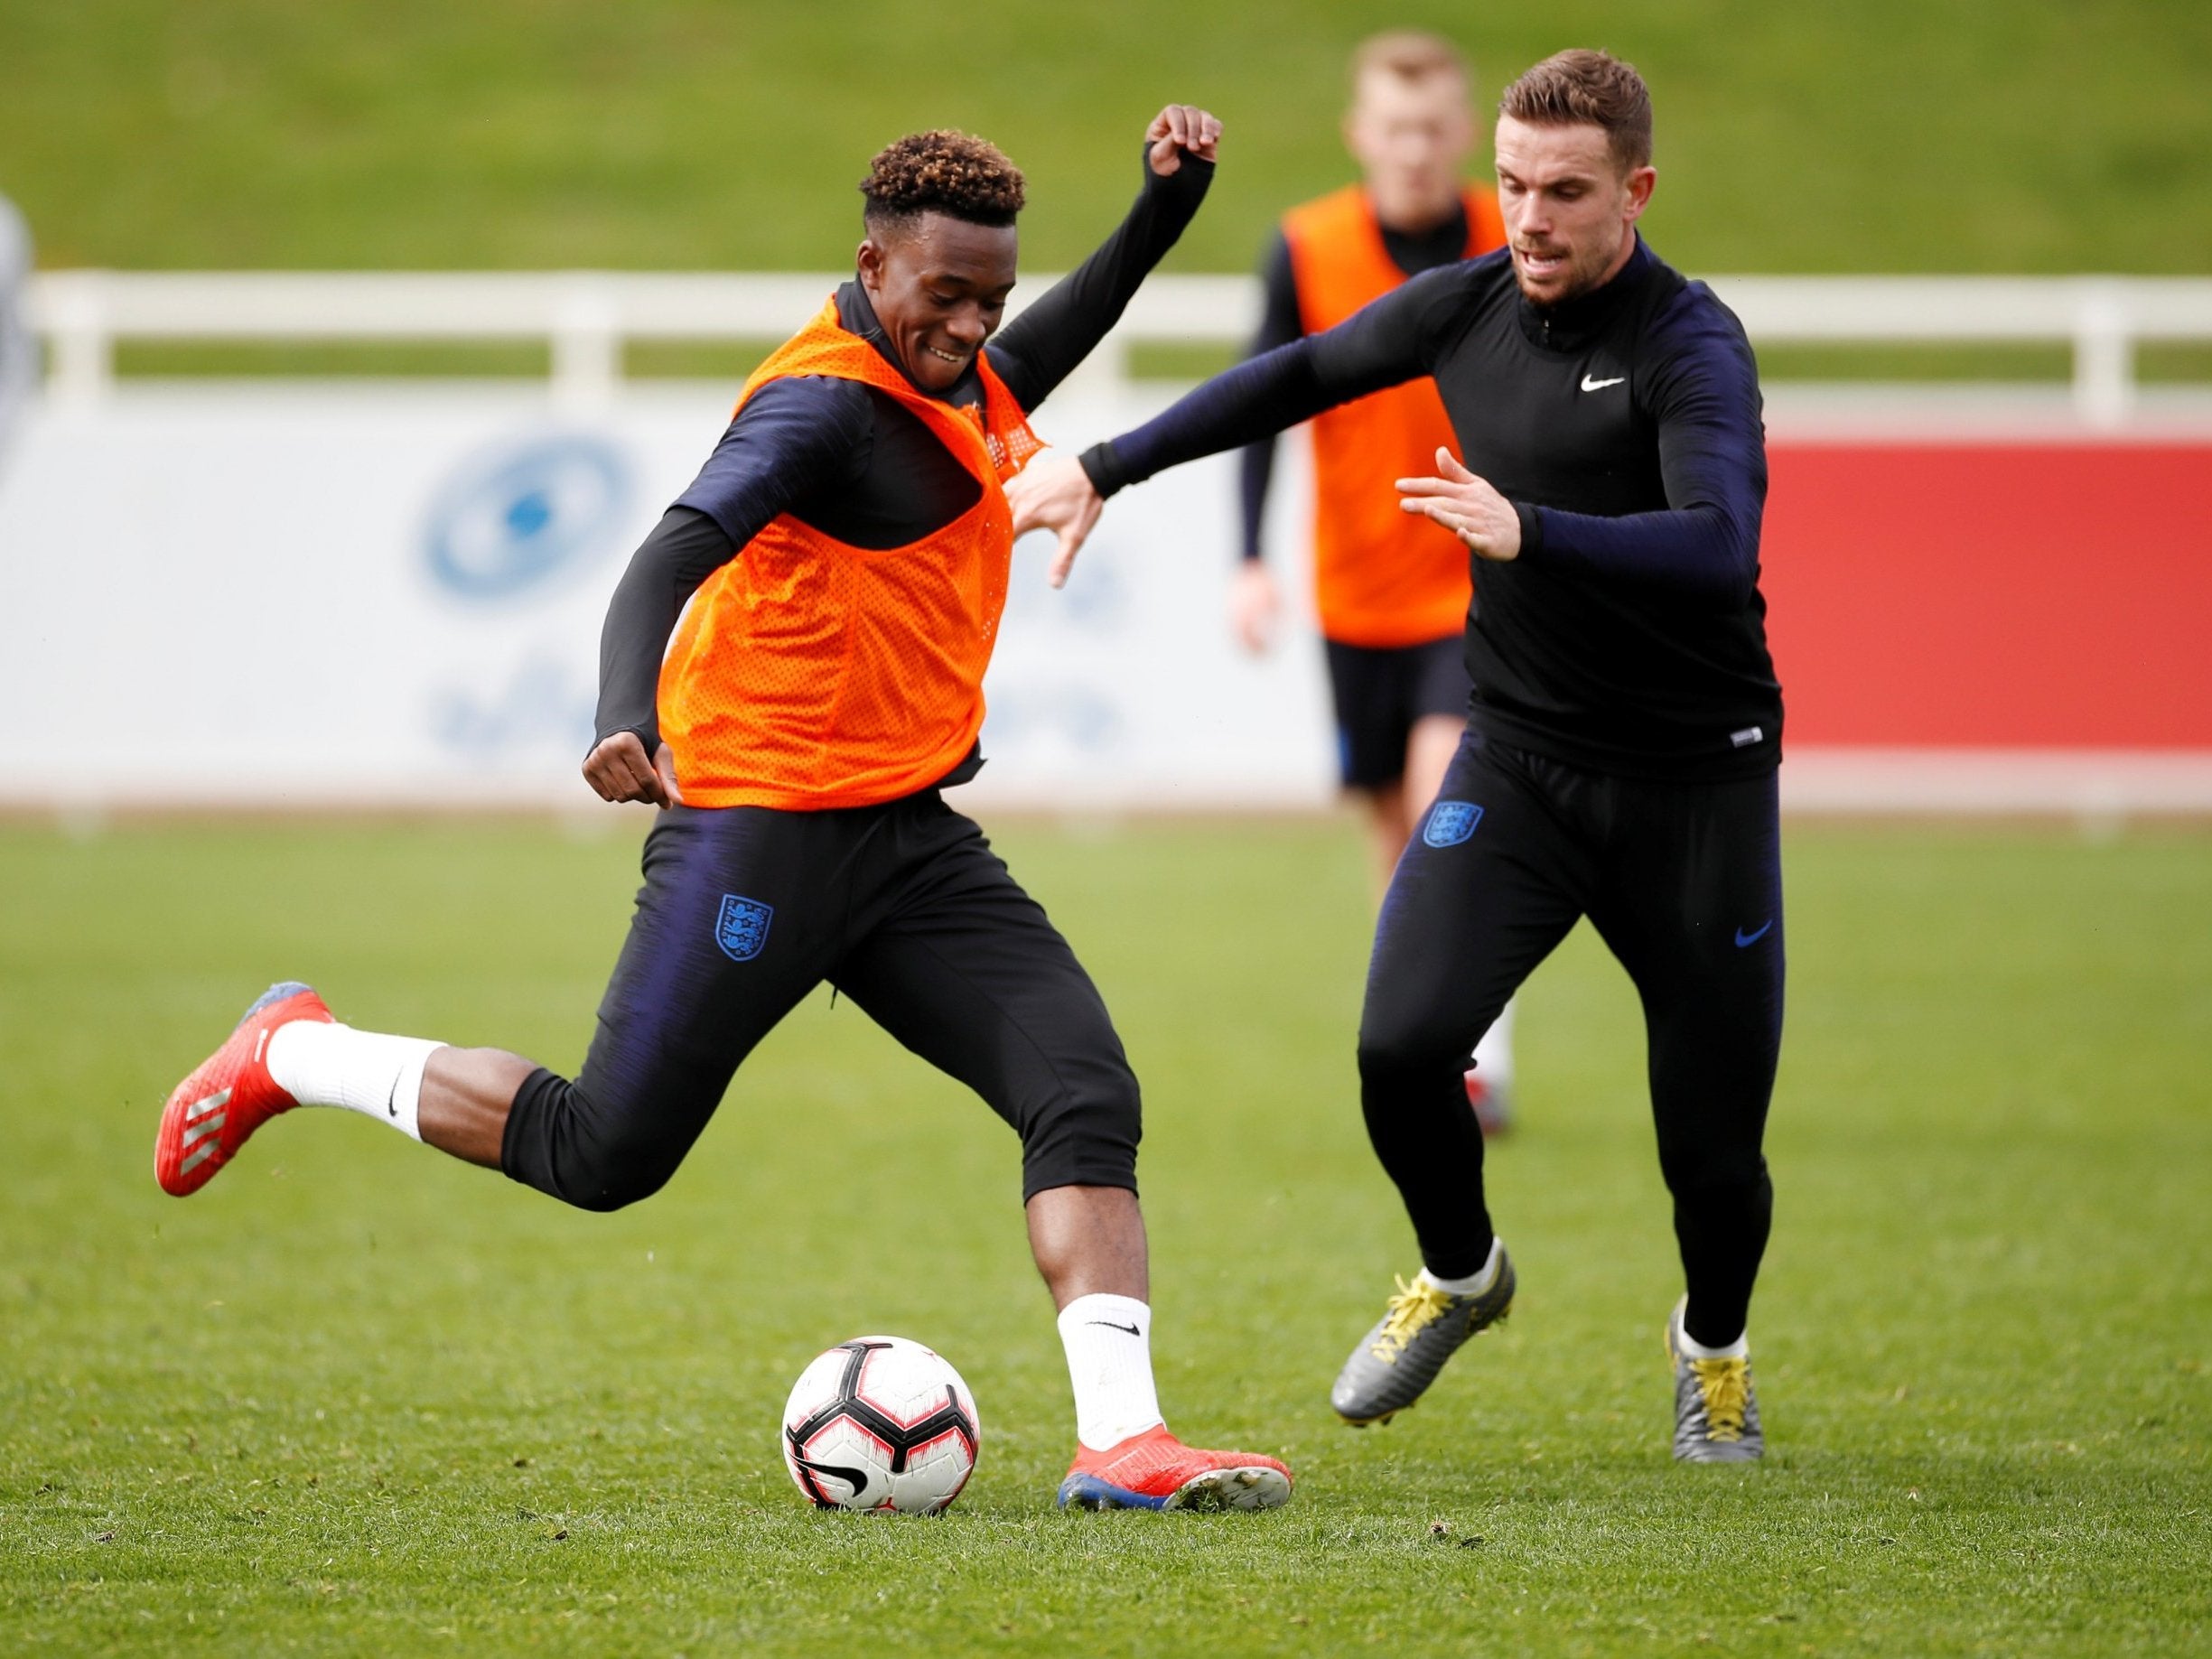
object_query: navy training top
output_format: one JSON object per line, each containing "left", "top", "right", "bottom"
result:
{"left": 1084, "top": 237, "right": 1782, "bottom": 782}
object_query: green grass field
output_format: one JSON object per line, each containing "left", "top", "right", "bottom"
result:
{"left": 2, "top": 815, "right": 2207, "bottom": 1654}
{"left": 5, "top": 0, "right": 2212, "bottom": 275}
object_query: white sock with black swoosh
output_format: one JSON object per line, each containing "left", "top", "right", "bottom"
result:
{"left": 1057, "top": 1293, "right": 1165, "bottom": 1451}
{"left": 265, "top": 1023, "right": 442, "bottom": 1142}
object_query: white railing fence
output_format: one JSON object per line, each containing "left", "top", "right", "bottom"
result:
{"left": 26, "top": 271, "right": 2212, "bottom": 427}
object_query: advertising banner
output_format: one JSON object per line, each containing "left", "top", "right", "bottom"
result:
{"left": 4, "top": 384, "right": 2207, "bottom": 813}
{"left": 0, "top": 385, "right": 1332, "bottom": 810}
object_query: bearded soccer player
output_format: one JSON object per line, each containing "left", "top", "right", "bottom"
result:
{"left": 1013, "top": 53, "right": 1782, "bottom": 1463}
{"left": 154, "top": 110, "right": 1294, "bottom": 1513}
{"left": 1234, "top": 31, "right": 1520, "bottom": 1134}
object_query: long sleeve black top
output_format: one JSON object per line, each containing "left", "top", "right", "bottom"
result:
{"left": 1083, "top": 238, "right": 1781, "bottom": 781}
{"left": 592, "top": 144, "right": 1215, "bottom": 760}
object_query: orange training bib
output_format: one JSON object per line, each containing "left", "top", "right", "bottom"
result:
{"left": 1281, "top": 183, "right": 1505, "bottom": 648}
{"left": 658, "top": 300, "right": 1044, "bottom": 808}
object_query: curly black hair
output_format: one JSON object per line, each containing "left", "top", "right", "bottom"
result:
{"left": 859, "top": 130, "right": 1026, "bottom": 231}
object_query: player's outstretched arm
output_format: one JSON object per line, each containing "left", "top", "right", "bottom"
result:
{"left": 1008, "top": 332, "right": 1391, "bottom": 591}
{"left": 984, "top": 106, "right": 1220, "bottom": 412}
{"left": 1009, "top": 264, "right": 1449, "bottom": 590}
{"left": 1061, "top": 264, "right": 1445, "bottom": 524}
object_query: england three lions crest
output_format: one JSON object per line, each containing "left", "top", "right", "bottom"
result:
{"left": 1423, "top": 801, "right": 1484, "bottom": 848}
{"left": 715, "top": 894, "right": 774, "bottom": 962}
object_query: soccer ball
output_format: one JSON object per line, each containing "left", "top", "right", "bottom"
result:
{"left": 780, "top": 1336, "right": 981, "bottom": 1515}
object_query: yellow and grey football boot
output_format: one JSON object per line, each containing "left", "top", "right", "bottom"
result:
{"left": 1330, "top": 1245, "right": 1516, "bottom": 1425}
{"left": 1665, "top": 1298, "right": 1763, "bottom": 1463}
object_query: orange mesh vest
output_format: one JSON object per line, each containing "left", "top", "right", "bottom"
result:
{"left": 1281, "top": 183, "right": 1506, "bottom": 648}
{"left": 658, "top": 300, "right": 1043, "bottom": 809}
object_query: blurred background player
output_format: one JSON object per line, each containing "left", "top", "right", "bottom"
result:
{"left": 0, "top": 190, "right": 32, "bottom": 468}
{"left": 1231, "top": 33, "right": 1517, "bottom": 1134}
{"left": 154, "top": 110, "right": 1294, "bottom": 1515}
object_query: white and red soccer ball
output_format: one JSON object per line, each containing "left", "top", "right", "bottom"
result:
{"left": 780, "top": 1336, "right": 980, "bottom": 1515}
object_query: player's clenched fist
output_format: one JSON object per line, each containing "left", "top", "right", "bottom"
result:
{"left": 1146, "top": 106, "right": 1222, "bottom": 174}
{"left": 583, "top": 730, "right": 683, "bottom": 807}
{"left": 1396, "top": 447, "right": 1522, "bottom": 562}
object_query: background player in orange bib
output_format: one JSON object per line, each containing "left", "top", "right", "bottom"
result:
{"left": 1233, "top": 33, "right": 1518, "bottom": 1133}
{"left": 154, "top": 111, "right": 1293, "bottom": 1515}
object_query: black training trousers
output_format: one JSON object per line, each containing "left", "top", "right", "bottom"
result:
{"left": 1358, "top": 726, "right": 1785, "bottom": 1347}
{"left": 501, "top": 790, "right": 1141, "bottom": 1212}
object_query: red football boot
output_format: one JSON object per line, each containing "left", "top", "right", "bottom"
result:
{"left": 1057, "top": 1424, "right": 1293, "bottom": 1512}
{"left": 155, "top": 982, "right": 332, "bottom": 1196}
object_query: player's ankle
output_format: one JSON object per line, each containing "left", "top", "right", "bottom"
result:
{"left": 266, "top": 1021, "right": 443, "bottom": 1142}
{"left": 1418, "top": 1234, "right": 1505, "bottom": 1297}
{"left": 1057, "top": 1293, "right": 1165, "bottom": 1451}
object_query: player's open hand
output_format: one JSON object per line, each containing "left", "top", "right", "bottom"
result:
{"left": 1397, "top": 448, "right": 1523, "bottom": 562}
{"left": 1006, "top": 449, "right": 1106, "bottom": 589}
{"left": 583, "top": 730, "right": 684, "bottom": 808}
{"left": 1146, "top": 106, "right": 1222, "bottom": 175}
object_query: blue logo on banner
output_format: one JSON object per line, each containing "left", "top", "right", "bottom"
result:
{"left": 714, "top": 894, "right": 774, "bottom": 962}
{"left": 1423, "top": 801, "right": 1484, "bottom": 847}
{"left": 423, "top": 433, "right": 631, "bottom": 602}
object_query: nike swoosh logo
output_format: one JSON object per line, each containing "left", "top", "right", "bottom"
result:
{"left": 1087, "top": 1320, "right": 1142, "bottom": 1337}
{"left": 1734, "top": 920, "right": 1773, "bottom": 947}
{"left": 387, "top": 1076, "right": 401, "bottom": 1117}
{"left": 792, "top": 1456, "right": 872, "bottom": 1498}
{"left": 1581, "top": 374, "right": 1626, "bottom": 392}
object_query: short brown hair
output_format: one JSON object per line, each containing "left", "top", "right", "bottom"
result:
{"left": 860, "top": 130, "right": 1026, "bottom": 230}
{"left": 1498, "top": 49, "right": 1653, "bottom": 171}
{"left": 1349, "top": 30, "right": 1468, "bottom": 92}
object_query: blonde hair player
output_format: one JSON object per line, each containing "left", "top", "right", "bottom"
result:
{"left": 1232, "top": 32, "right": 1517, "bottom": 1135}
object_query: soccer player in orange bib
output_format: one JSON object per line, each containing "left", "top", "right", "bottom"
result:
{"left": 154, "top": 111, "right": 1293, "bottom": 1514}
{"left": 1234, "top": 33, "right": 1518, "bottom": 1133}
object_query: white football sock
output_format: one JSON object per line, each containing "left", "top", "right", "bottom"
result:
{"left": 265, "top": 1021, "right": 443, "bottom": 1142}
{"left": 1057, "top": 1293, "right": 1165, "bottom": 1451}
{"left": 1471, "top": 998, "right": 1517, "bottom": 1089}
{"left": 1675, "top": 1319, "right": 1750, "bottom": 1361}
{"left": 1420, "top": 1235, "right": 1505, "bottom": 1298}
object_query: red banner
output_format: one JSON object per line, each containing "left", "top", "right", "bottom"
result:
{"left": 1762, "top": 443, "right": 2212, "bottom": 748}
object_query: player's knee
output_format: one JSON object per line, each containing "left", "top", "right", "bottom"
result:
{"left": 1357, "top": 1008, "right": 1474, "bottom": 1087}
{"left": 505, "top": 1069, "right": 688, "bottom": 1213}
{"left": 1016, "top": 1063, "right": 1142, "bottom": 1199}
{"left": 565, "top": 1140, "right": 681, "bottom": 1213}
